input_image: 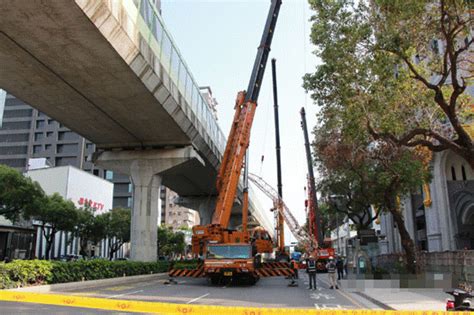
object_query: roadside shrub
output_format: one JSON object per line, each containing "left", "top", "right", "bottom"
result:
{"left": 172, "top": 260, "right": 199, "bottom": 270}
{"left": 3, "top": 260, "right": 53, "bottom": 287}
{"left": 0, "top": 259, "right": 170, "bottom": 289}
{"left": 372, "top": 267, "right": 389, "bottom": 279}
{"left": 0, "top": 263, "right": 13, "bottom": 289}
{"left": 50, "top": 259, "right": 169, "bottom": 283}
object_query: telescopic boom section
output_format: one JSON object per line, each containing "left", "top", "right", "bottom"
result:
{"left": 246, "top": 0, "right": 282, "bottom": 103}
{"left": 212, "top": 0, "right": 282, "bottom": 227}
{"left": 300, "top": 107, "right": 323, "bottom": 247}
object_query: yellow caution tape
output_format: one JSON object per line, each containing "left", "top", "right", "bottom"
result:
{"left": 0, "top": 291, "right": 466, "bottom": 315}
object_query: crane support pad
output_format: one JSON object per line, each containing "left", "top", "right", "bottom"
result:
{"left": 256, "top": 262, "right": 295, "bottom": 278}
{"left": 168, "top": 264, "right": 205, "bottom": 278}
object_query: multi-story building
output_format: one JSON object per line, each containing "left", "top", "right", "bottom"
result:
{"left": 0, "top": 91, "right": 132, "bottom": 209}
{"left": 163, "top": 188, "right": 200, "bottom": 230}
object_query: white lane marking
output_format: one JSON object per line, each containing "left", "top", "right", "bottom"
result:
{"left": 314, "top": 303, "right": 348, "bottom": 309}
{"left": 109, "top": 290, "right": 143, "bottom": 299}
{"left": 310, "top": 293, "right": 335, "bottom": 300}
{"left": 186, "top": 293, "right": 210, "bottom": 304}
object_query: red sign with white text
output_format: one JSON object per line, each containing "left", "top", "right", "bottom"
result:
{"left": 78, "top": 197, "right": 104, "bottom": 211}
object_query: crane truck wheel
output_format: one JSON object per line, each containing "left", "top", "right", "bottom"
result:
{"left": 209, "top": 275, "right": 220, "bottom": 285}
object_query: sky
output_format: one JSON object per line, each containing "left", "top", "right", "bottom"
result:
{"left": 161, "top": 0, "right": 321, "bottom": 244}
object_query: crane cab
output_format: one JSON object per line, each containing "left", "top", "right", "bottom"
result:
{"left": 250, "top": 226, "right": 273, "bottom": 254}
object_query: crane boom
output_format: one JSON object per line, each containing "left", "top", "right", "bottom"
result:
{"left": 182, "top": 1, "right": 293, "bottom": 285}
{"left": 271, "top": 58, "right": 285, "bottom": 255}
{"left": 246, "top": 0, "right": 282, "bottom": 103}
{"left": 212, "top": 0, "right": 282, "bottom": 227}
{"left": 300, "top": 107, "right": 323, "bottom": 247}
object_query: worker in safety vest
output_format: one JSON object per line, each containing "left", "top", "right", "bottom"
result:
{"left": 291, "top": 259, "right": 299, "bottom": 279}
{"left": 326, "top": 256, "right": 338, "bottom": 289}
{"left": 306, "top": 256, "right": 317, "bottom": 290}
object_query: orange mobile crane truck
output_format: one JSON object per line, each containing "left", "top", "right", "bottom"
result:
{"left": 168, "top": 0, "right": 292, "bottom": 285}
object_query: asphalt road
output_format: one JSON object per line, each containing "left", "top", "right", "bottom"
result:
{"left": 0, "top": 273, "right": 381, "bottom": 314}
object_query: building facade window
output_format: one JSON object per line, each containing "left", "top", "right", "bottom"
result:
{"left": 451, "top": 166, "right": 457, "bottom": 181}
{"left": 58, "top": 131, "right": 77, "bottom": 141}
{"left": 105, "top": 170, "right": 113, "bottom": 180}
{"left": 57, "top": 143, "right": 77, "bottom": 154}
{"left": 34, "top": 132, "right": 43, "bottom": 141}
{"left": 36, "top": 120, "right": 45, "bottom": 129}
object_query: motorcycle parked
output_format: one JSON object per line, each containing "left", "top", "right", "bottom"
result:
{"left": 445, "top": 288, "right": 473, "bottom": 311}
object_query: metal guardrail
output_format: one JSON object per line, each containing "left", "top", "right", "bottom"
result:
{"left": 130, "top": 0, "right": 226, "bottom": 154}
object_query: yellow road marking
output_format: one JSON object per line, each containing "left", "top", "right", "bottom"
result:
{"left": 0, "top": 290, "right": 448, "bottom": 315}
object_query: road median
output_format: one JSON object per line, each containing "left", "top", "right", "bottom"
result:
{"left": 5, "top": 272, "right": 168, "bottom": 293}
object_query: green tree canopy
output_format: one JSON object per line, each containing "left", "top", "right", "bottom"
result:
{"left": 157, "top": 225, "right": 186, "bottom": 257}
{"left": 99, "top": 207, "right": 131, "bottom": 260}
{"left": 32, "top": 193, "right": 78, "bottom": 259}
{"left": 75, "top": 206, "right": 107, "bottom": 257}
{"left": 0, "top": 164, "right": 45, "bottom": 222}
{"left": 304, "top": 0, "right": 474, "bottom": 168}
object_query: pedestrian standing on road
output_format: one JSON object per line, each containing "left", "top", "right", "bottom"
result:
{"left": 306, "top": 256, "right": 317, "bottom": 290}
{"left": 336, "top": 256, "right": 344, "bottom": 280}
{"left": 326, "top": 256, "right": 338, "bottom": 289}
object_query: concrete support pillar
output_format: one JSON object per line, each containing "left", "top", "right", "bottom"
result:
{"left": 198, "top": 200, "right": 214, "bottom": 225}
{"left": 94, "top": 147, "right": 204, "bottom": 262}
{"left": 429, "top": 151, "right": 453, "bottom": 251}
{"left": 130, "top": 161, "right": 161, "bottom": 261}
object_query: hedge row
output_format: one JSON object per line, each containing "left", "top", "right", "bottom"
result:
{"left": 0, "top": 259, "right": 169, "bottom": 289}
{"left": 172, "top": 260, "right": 199, "bottom": 270}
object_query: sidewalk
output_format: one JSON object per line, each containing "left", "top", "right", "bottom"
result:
{"left": 340, "top": 279, "right": 447, "bottom": 310}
